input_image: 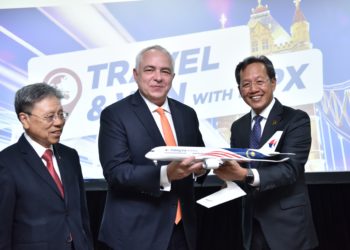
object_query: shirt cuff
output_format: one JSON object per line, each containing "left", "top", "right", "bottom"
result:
{"left": 251, "top": 168, "right": 260, "bottom": 187}
{"left": 160, "top": 165, "right": 171, "bottom": 191}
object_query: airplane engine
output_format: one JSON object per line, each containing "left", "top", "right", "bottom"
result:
{"left": 203, "top": 158, "right": 223, "bottom": 169}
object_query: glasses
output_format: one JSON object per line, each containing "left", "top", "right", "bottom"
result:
{"left": 26, "top": 111, "right": 69, "bottom": 123}
{"left": 240, "top": 79, "right": 270, "bottom": 90}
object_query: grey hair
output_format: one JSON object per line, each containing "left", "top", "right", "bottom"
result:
{"left": 135, "top": 45, "right": 174, "bottom": 73}
{"left": 14, "top": 82, "right": 63, "bottom": 118}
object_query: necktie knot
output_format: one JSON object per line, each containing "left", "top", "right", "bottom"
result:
{"left": 254, "top": 115, "right": 263, "bottom": 124}
{"left": 156, "top": 107, "right": 165, "bottom": 116}
{"left": 42, "top": 149, "right": 53, "bottom": 162}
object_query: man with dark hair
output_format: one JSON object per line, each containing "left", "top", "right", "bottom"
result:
{"left": 214, "top": 56, "right": 318, "bottom": 250}
{"left": 0, "top": 83, "right": 93, "bottom": 250}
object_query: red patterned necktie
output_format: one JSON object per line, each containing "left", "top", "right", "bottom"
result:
{"left": 156, "top": 107, "right": 182, "bottom": 224}
{"left": 42, "top": 149, "right": 64, "bottom": 198}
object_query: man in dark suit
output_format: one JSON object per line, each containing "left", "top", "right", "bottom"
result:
{"left": 98, "top": 45, "right": 206, "bottom": 250}
{"left": 0, "top": 83, "right": 93, "bottom": 250}
{"left": 214, "top": 56, "right": 318, "bottom": 250}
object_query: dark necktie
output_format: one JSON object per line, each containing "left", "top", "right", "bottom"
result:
{"left": 156, "top": 107, "right": 181, "bottom": 224}
{"left": 42, "top": 149, "right": 64, "bottom": 198}
{"left": 249, "top": 115, "right": 263, "bottom": 169}
{"left": 250, "top": 115, "right": 263, "bottom": 149}
{"left": 246, "top": 115, "right": 263, "bottom": 245}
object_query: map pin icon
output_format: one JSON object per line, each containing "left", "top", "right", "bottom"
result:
{"left": 44, "top": 68, "right": 82, "bottom": 119}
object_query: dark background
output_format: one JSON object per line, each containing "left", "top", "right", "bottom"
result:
{"left": 85, "top": 174, "right": 350, "bottom": 250}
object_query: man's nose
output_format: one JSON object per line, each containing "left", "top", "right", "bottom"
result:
{"left": 250, "top": 82, "right": 260, "bottom": 91}
{"left": 52, "top": 116, "right": 65, "bottom": 126}
{"left": 153, "top": 70, "right": 162, "bottom": 81}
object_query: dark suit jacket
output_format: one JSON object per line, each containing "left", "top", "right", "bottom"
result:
{"left": 0, "top": 135, "right": 93, "bottom": 250}
{"left": 98, "top": 91, "right": 205, "bottom": 250}
{"left": 230, "top": 99, "right": 318, "bottom": 250}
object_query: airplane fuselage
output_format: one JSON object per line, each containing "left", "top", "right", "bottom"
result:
{"left": 146, "top": 146, "right": 271, "bottom": 162}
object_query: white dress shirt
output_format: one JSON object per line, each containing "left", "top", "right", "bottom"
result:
{"left": 249, "top": 98, "right": 275, "bottom": 187}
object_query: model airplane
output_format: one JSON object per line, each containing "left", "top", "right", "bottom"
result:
{"left": 145, "top": 131, "right": 295, "bottom": 169}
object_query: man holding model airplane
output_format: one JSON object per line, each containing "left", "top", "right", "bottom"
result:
{"left": 214, "top": 55, "right": 318, "bottom": 250}
{"left": 98, "top": 45, "right": 206, "bottom": 250}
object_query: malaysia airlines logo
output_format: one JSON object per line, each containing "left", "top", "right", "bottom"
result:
{"left": 268, "top": 139, "right": 278, "bottom": 148}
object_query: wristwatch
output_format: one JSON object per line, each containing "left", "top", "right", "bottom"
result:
{"left": 245, "top": 168, "right": 254, "bottom": 185}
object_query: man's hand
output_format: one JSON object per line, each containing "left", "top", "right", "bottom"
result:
{"left": 213, "top": 160, "right": 247, "bottom": 182}
{"left": 193, "top": 167, "right": 207, "bottom": 177}
{"left": 167, "top": 156, "right": 204, "bottom": 181}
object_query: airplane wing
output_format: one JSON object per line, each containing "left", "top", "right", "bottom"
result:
{"left": 265, "top": 152, "right": 296, "bottom": 156}
{"left": 197, "top": 148, "right": 293, "bottom": 160}
{"left": 198, "top": 157, "right": 290, "bottom": 169}
{"left": 234, "top": 157, "right": 291, "bottom": 163}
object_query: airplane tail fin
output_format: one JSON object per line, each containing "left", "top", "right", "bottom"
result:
{"left": 259, "top": 131, "right": 283, "bottom": 154}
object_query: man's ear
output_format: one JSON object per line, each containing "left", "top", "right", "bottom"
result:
{"left": 133, "top": 68, "right": 138, "bottom": 82}
{"left": 18, "top": 112, "right": 29, "bottom": 129}
{"left": 271, "top": 78, "right": 277, "bottom": 91}
{"left": 238, "top": 86, "right": 242, "bottom": 97}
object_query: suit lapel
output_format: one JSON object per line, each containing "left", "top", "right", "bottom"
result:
{"left": 18, "top": 135, "right": 64, "bottom": 199}
{"left": 131, "top": 91, "right": 165, "bottom": 146}
{"left": 241, "top": 114, "right": 252, "bottom": 148}
{"left": 53, "top": 145, "right": 69, "bottom": 202}
{"left": 260, "top": 99, "right": 284, "bottom": 146}
{"left": 168, "top": 99, "right": 185, "bottom": 146}
{"left": 232, "top": 113, "right": 251, "bottom": 148}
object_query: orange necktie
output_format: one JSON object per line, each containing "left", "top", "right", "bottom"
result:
{"left": 42, "top": 149, "right": 64, "bottom": 198}
{"left": 156, "top": 107, "right": 182, "bottom": 224}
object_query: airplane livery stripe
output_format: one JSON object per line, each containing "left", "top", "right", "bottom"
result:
{"left": 202, "top": 151, "right": 243, "bottom": 159}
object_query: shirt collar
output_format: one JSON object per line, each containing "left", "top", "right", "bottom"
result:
{"left": 250, "top": 98, "right": 275, "bottom": 121}
{"left": 139, "top": 93, "right": 171, "bottom": 113}
{"left": 24, "top": 133, "right": 53, "bottom": 157}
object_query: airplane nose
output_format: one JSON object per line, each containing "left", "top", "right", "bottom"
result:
{"left": 145, "top": 152, "right": 152, "bottom": 159}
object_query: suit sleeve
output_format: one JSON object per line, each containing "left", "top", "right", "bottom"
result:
{"left": 190, "top": 109, "right": 205, "bottom": 148}
{"left": 0, "top": 163, "right": 15, "bottom": 249}
{"left": 74, "top": 151, "right": 94, "bottom": 249}
{"left": 258, "top": 110, "right": 311, "bottom": 191}
{"left": 190, "top": 109, "right": 207, "bottom": 184}
{"left": 98, "top": 106, "right": 162, "bottom": 196}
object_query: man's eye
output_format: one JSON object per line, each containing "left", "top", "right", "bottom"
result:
{"left": 46, "top": 115, "right": 55, "bottom": 121}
